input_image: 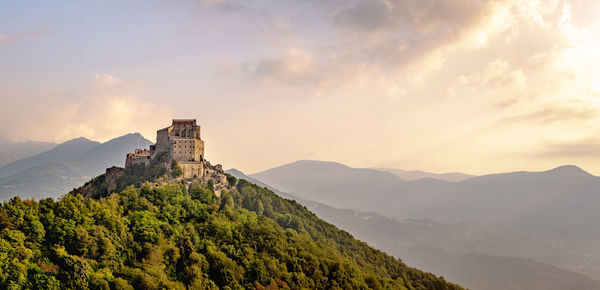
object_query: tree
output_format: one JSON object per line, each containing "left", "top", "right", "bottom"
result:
{"left": 207, "top": 180, "right": 214, "bottom": 192}
{"left": 189, "top": 183, "right": 217, "bottom": 204}
{"left": 128, "top": 211, "right": 161, "bottom": 244}
{"left": 219, "top": 192, "right": 234, "bottom": 210}
{"left": 255, "top": 200, "right": 264, "bottom": 216}
{"left": 225, "top": 174, "right": 237, "bottom": 187}
{"left": 171, "top": 160, "right": 183, "bottom": 177}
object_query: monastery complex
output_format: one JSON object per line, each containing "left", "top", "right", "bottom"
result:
{"left": 126, "top": 119, "right": 227, "bottom": 188}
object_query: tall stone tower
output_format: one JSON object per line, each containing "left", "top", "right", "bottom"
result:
{"left": 158, "top": 119, "right": 204, "bottom": 178}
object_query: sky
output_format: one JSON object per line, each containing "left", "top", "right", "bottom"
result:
{"left": 1, "top": 0, "right": 600, "bottom": 175}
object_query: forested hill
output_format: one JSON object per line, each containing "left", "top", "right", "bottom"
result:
{"left": 0, "top": 170, "right": 462, "bottom": 289}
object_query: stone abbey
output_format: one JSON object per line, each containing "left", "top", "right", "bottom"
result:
{"left": 126, "top": 119, "right": 224, "bottom": 182}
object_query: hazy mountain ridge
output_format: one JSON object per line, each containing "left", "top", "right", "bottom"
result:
{"left": 228, "top": 168, "right": 600, "bottom": 290}
{"left": 0, "top": 133, "right": 152, "bottom": 201}
{"left": 0, "top": 162, "right": 89, "bottom": 199}
{"left": 251, "top": 160, "right": 600, "bottom": 239}
{"left": 75, "top": 133, "right": 155, "bottom": 175}
{"left": 373, "top": 168, "right": 475, "bottom": 182}
{"left": 0, "top": 137, "right": 56, "bottom": 168}
{"left": 251, "top": 160, "right": 406, "bottom": 211}
{"left": 0, "top": 137, "right": 100, "bottom": 179}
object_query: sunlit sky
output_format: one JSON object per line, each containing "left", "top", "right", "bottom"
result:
{"left": 1, "top": 0, "right": 600, "bottom": 174}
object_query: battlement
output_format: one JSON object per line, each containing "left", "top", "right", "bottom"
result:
{"left": 133, "top": 149, "right": 150, "bottom": 156}
{"left": 172, "top": 119, "right": 197, "bottom": 126}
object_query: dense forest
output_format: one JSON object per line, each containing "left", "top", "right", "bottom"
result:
{"left": 0, "top": 169, "right": 462, "bottom": 289}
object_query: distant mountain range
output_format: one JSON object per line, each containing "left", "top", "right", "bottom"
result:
{"left": 0, "top": 137, "right": 56, "bottom": 168}
{"left": 248, "top": 160, "right": 600, "bottom": 281}
{"left": 251, "top": 160, "right": 600, "bottom": 240}
{"left": 228, "top": 168, "right": 600, "bottom": 290}
{"left": 0, "top": 133, "right": 152, "bottom": 200}
{"left": 373, "top": 168, "right": 474, "bottom": 182}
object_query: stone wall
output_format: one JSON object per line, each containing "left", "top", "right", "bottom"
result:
{"left": 125, "top": 153, "right": 150, "bottom": 167}
{"left": 172, "top": 138, "right": 204, "bottom": 162}
{"left": 202, "top": 162, "right": 228, "bottom": 192}
{"left": 179, "top": 162, "right": 204, "bottom": 179}
{"left": 154, "top": 128, "right": 171, "bottom": 154}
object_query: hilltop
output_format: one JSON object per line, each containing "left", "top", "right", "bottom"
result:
{"left": 0, "top": 163, "right": 462, "bottom": 289}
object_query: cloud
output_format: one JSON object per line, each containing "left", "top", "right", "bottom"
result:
{"left": 193, "top": 0, "right": 247, "bottom": 11}
{"left": 538, "top": 137, "right": 600, "bottom": 158}
{"left": 94, "top": 74, "right": 122, "bottom": 86}
{"left": 328, "top": 0, "right": 513, "bottom": 69}
{"left": 0, "top": 29, "right": 50, "bottom": 45}
{"left": 447, "top": 59, "right": 526, "bottom": 99}
{"left": 234, "top": 0, "right": 569, "bottom": 90}
{"left": 333, "top": 0, "right": 393, "bottom": 31}
{"left": 0, "top": 85, "right": 172, "bottom": 143}
{"left": 0, "top": 33, "right": 16, "bottom": 44}
{"left": 54, "top": 94, "right": 171, "bottom": 142}
{"left": 250, "top": 47, "right": 316, "bottom": 83}
{"left": 504, "top": 105, "right": 599, "bottom": 124}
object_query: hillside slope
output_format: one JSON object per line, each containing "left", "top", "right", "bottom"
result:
{"left": 230, "top": 168, "right": 600, "bottom": 289}
{"left": 0, "top": 170, "right": 462, "bottom": 289}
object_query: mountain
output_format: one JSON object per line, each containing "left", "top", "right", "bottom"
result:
{"left": 75, "top": 133, "right": 154, "bottom": 175}
{"left": 251, "top": 160, "right": 407, "bottom": 210}
{"left": 249, "top": 160, "right": 600, "bottom": 280}
{"left": 0, "top": 137, "right": 56, "bottom": 168}
{"left": 229, "top": 168, "right": 600, "bottom": 289}
{"left": 251, "top": 161, "right": 600, "bottom": 238}
{"left": 0, "top": 162, "right": 88, "bottom": 200}
{"left": 0, "top": 167, "right": 462, "bottom": 289}
{"left": 0, "top": 137, "right": 100, "bottom": 179}
{"left": 0, "top": 133, "right": 152, "bottom": 201}
{"left": 373, "top": 168, "right": 474, "bottom": 182}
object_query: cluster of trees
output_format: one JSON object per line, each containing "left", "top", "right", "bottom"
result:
{"left": 0, "top": 174, "right": 462, "bottom": 289}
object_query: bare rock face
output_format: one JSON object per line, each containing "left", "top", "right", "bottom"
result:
{"left": 104, "top": 166, "right": 124, "bottom": 193}
{"left": 201, "top": 161, "right": 229, "bottom": 196}
{"left": 71, "top": 166, "right": 125, "bottom": 198}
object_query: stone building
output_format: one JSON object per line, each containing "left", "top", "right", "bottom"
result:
{"left": 125, "top": 149, "right": 151, "bottom": 167}
{"left": 126, "top": 119, "right": 205, "bottom": 179}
